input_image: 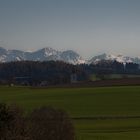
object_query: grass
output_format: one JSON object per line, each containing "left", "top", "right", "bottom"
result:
{"left": 0, "top": 86, "right": 140, "bottom": 139}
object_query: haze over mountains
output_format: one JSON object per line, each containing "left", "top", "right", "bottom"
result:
{"left": 0, "top": 47, "right": 140, "bottom": 65}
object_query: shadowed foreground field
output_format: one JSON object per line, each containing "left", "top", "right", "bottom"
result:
{"left": 0, "top": 86, "right": 140, "bottom": 140}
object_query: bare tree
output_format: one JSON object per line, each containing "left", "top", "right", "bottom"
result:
{"left": 0, "top": 103, "right": 30, "bottom": 140}
{"left": 0, "top": 104, "right": 75, "bottom": 140}
{"left": 29, "top": 106, "right": 75, "bottom": 140}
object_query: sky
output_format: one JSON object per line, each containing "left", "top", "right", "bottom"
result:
{"left": 0, "top": 0, "right": 140, "bottom": 59}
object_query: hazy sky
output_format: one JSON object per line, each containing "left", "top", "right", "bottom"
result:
{"left": 0, "top": 0, "right": 140, "bottom": 59}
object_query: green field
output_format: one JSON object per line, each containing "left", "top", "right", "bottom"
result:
{"left": 0, "top": 86, "right": 140, "bottom": 140}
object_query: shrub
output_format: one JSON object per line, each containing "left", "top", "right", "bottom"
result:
{"left": 29, "top": 106, "right": 75, "bottom": 140}
{"left": 0, "top": 104, "right": 75, "bottom": 140}
{"left": 0, "top": 103, "right": 30, "bottom": 140}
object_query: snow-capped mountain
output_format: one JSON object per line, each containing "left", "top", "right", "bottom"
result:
{"left": 0, "top": 46, "right": 140, "bottom": 65}
{"left": 0, "top": 47, "right": 85, "bottom": 64}
{"left": 25, "top": 47, "right": 61, "bottom": 61}
{"left": 0, "top": 47, "right": 26, "bottom": 62}
{"left": 89, "top": 53, "right": 140, "bottom": 64}
{"left": 60, "top": 50, "right": 85, "bottom": 64}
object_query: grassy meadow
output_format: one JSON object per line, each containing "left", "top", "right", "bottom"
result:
{"left": 0, "top": 86, "right": 140, "bottom": 139}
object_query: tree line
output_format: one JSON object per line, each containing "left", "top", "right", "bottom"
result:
{"left": 0, "top": 61, "right": 87, "bottom": 85}
{"left": 0, "top": 60, "right": 140, "bottom": 85}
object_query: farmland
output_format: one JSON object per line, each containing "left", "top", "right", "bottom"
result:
{"left": 0, "top": 86, "right": 140, "bottom": 139}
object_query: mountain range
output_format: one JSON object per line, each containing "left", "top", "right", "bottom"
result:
{"left": 0, "top": 47, "right": 140, "bottom": 65}
{"left": 88, "top": 53, "right": 140, "bottom": 64}
{"left": 0, "top": 47, "right": 85, "bottom": 64}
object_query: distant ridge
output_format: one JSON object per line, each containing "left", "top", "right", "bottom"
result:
{"left": 0, "top": 47, "right": 140, "bottom": 64}
{"left": 88, "top": 53, "right": 140, "bottom": 64}
{"left": 0, "top": 47, "right": 85, "bottom": 64}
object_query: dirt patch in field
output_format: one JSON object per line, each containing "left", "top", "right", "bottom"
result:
{"left": 32, "top": 78, "right": 140, "bottom": 89}
{"left": 87, "top": 78, "right": 140, "bottom": 87}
